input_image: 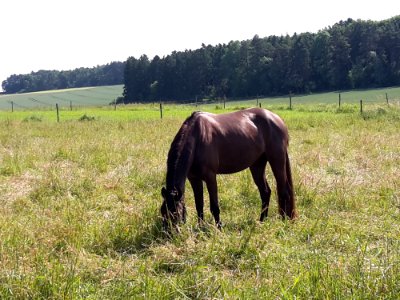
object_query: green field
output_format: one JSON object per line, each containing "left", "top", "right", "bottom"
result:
{"left": 0, "top": 85, "right": 124, "bottom": 111}
{"left": 1, "top": 85, "right": 400, "bottom": 112}
{"left": 0, "top": 93, "right": 399, "bottom": 298}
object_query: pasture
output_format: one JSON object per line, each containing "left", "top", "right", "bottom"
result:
{"left": 0, "top": 85, "right": 124, "bottom": 111}
{"left": 0, "top": 92, "right": 399, "bottom": 298}
{"left": 1, "top": 85, "right": 400, "bottom": 111}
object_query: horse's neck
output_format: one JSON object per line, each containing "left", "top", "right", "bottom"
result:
{"left": 166, "top": 133, "right": 196, "bottom": 192}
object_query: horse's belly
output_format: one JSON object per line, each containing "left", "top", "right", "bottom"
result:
{"left": 216, "top": 143, "right": 263, "bottom": 174}
{"left": 217, "top": 163, "right": 252, "bottom": 174}
{"left": 195, "top": 124, "right": 265, "bottom": 175}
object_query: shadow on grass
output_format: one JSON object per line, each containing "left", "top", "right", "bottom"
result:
{"left": 108, "top": 216, "right": 172, "bottom": 256}
{"left": 107, "top": 216, "right": 226, "bottom": 257}
{"left": 93, "top": 211, "right": 283, "bottom": 258}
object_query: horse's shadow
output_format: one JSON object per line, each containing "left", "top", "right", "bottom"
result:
{"left": 109, "top": 216, "right": 225, "bottom": 256}
{"left": 109, "top": 217, "right": 170, "bottom": 256}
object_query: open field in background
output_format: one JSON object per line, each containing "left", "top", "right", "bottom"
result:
{"left": 0, "top": 86, "right": 399, "bottom": 124}
{"left": 1, "top": 85, "right": 400, "bottom": 112}
{"left": 0, "top": 93, "right": 399, "bottom": 298}
{"left": 0, "top": 85, "right": 124, "bottom": 110}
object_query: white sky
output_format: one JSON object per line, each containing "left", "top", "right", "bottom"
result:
{"left": 0, "top": 0, "right": 398, "bottom": 91}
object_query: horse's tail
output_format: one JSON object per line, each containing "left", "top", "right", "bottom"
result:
{"left": 285, "top": 151, "right": 297, "bottom": 219}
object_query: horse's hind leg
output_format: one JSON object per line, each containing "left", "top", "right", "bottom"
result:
{"left": 269, "top": 151, "right": 296, "bottom": 219}
{"left": 250, "top": 156, "right": 271, "bottom": 222}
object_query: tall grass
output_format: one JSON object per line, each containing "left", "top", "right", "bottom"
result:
{"left": 0, "top": 102, "right": 399, "bottom": 298}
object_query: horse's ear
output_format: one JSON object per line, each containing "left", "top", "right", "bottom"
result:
{"left": 161, "top": 187, "right": 167, "bottom": 198}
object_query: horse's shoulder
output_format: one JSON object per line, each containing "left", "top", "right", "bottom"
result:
{"left": 191, "top": 112, "right": 219, "bottom": 142}
{"left": 193, "top": 111, "right": 217, "bottom": 124}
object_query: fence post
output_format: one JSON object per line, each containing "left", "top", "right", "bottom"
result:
{"left": 289, "top": 95, "right": 292, "bottom": 110}
{"left": 160, "top": 102, "right": 163, "bottom": 119}
{"left": 386, "top": 93, "right": 389, "bottom": 105}
{"left": 70, "top": 101, "right": 72, "bottom": 111}
{"left": 259, "top": 102, "right": 262, "bottom": 108}
{"left": 223, "top": 95, "right": 226, "bottom": 109}
{"left": 56, "top": 103, "right": 60, "bottom": 122}
{"left": 360, "top": 100, "right": 363, "bottom": 114}
{"left": 11, "top": 101, "right": 14, "bottom": 112}
{"left": 339, "top": 93, "right": 341, "bottom": 108}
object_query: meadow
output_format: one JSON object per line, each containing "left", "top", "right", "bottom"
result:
{"left": 1, "top": 85, "right": 400, "bottom": 111}
{"left": 0, "top": 85, "right": 124, "bottom": 111}
{"left": 0, "top": 91, "right": 399, "bottom": 298}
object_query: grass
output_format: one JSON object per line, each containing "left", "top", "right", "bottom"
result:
{"left": 0, "top": 85, "right": 124, "bottom": 110}
{"left": 0, "top": 96, "right": 399, "bottom": 298}
{"left": 1, "top": 85, "right": 400, "bottom": 111}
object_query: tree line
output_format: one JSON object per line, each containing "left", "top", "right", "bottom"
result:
{"left": 2, "top": 62, "right": 124, "bottom": 94}
{"left": 123, "top": 16, "right": 400, "bottom": 103}
{"left": 3, "top": 16, "right": 399, "bottom": 100}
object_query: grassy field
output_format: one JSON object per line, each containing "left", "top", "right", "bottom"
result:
{"left": 0, "top": 85, "right": 124, "bottom": 111}
{"left": 1, "top": 85, "right": 400, "bottom": 112}
{"left": 0, "top": 96, "right": 399, "bottom": 298}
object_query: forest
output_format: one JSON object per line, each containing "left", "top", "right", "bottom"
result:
{"left": 1, "top": 62, "right": 124, "bottom": 94}
{"left": 123, "top": 16, "right": 400, "bottom": 102}
{"left": 2, "top": 16, "right": 399, "bottom": 102}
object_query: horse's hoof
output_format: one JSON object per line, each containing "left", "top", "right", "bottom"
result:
{"left": 216, "top": 221, "right": 223, "bottom": 230}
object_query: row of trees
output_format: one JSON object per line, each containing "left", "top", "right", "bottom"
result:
{"left": 2, "top": 62, "right": 124, "bottom": 94}
{"left": 123, "top": 16, "right": 400, "bottom": 102}
{"left": 3, "top": 16, "right": 399, "bottom": 99}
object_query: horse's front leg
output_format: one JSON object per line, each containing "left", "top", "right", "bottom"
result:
{"left": 205, "top": 173, "right": 222, "bottom": 229}
{"left": 188, "top": 177, "right": 204, "bottom": 224}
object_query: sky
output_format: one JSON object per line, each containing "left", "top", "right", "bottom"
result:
{"left": 0, "top": 0, "right": 398, "bottom": 91}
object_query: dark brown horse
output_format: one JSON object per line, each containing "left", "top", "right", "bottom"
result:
{"left": 161, "top": 107, "right": 297, "bottom": 230}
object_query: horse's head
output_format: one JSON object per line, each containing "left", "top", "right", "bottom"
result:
{"left": 160, "top": 187, "right": 186, "bottom": 230}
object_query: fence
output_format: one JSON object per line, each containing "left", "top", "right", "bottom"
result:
{"left": 1, "top": 89, "right": 399, "bottom": 122}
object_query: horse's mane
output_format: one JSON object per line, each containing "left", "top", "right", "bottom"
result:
{"left": 166, "top": 111, "right": 200, "bottom": 190}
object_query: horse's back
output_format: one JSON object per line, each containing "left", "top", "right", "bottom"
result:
{"left": 191, "top": 108, "right": 288, "bottom": 174}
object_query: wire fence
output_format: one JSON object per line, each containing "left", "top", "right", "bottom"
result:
{"left": 1, "top": 88, "right": 399, "bottom": 122}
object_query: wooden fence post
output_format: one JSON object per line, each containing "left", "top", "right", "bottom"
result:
{"left": 289, "top": 95, "right": 292, "bottom": 110}
{"left": 160, "top": 102, "right": 163, "bottom": 119}
{"left": 386, "top": 93, "right": 389, "bottom": 105}
{"left": 360, "top": 100, "right": 363, "bottom": 114}
{"left": 56, "top": 103, "right": 60, "bottom": 122}
{"left": 11, "top": 101, "right": 14, "bottom": 112}
{"left": 339, "top": 93, "right": 341, "bottom": 108}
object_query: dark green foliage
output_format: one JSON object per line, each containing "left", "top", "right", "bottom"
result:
{"left": 79, "top": 114, "right": 96, "bottom": 121}
{"left": 23, "top": 115, "right": 43, "bottom": 122}
{"left": 2, "top": 62, "right": 125, "bottom": 93}
{"left": 123, "top": 16, "right": 400, "bottom": 102}
{"left": 3, "top": 17, "right": 400, "bottom": 102}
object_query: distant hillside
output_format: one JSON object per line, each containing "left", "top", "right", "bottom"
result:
{"left": 1, "top": 62, "right": 124, "bottom": 94}
{"left": 1, "top": 85, "right": 399, "bottom": 111}
{"left": 0, "top": 85, "right": 123, "bottom": 110}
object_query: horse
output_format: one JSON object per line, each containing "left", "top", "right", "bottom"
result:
{"left": 160, "top": 107, "right": 297, "bottom": 230}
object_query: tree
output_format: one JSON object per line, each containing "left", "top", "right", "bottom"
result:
{"left": 310, "top": 31, "right": 331, "bottom": 91}
{"left": 287, "top": 33, "right": 313, "bottom": 93}
{"left": 328, "top": 26, "right": 352, "bottom": 89}
{"left": 123, "top": 55, "right": 151, "bottom": 102}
